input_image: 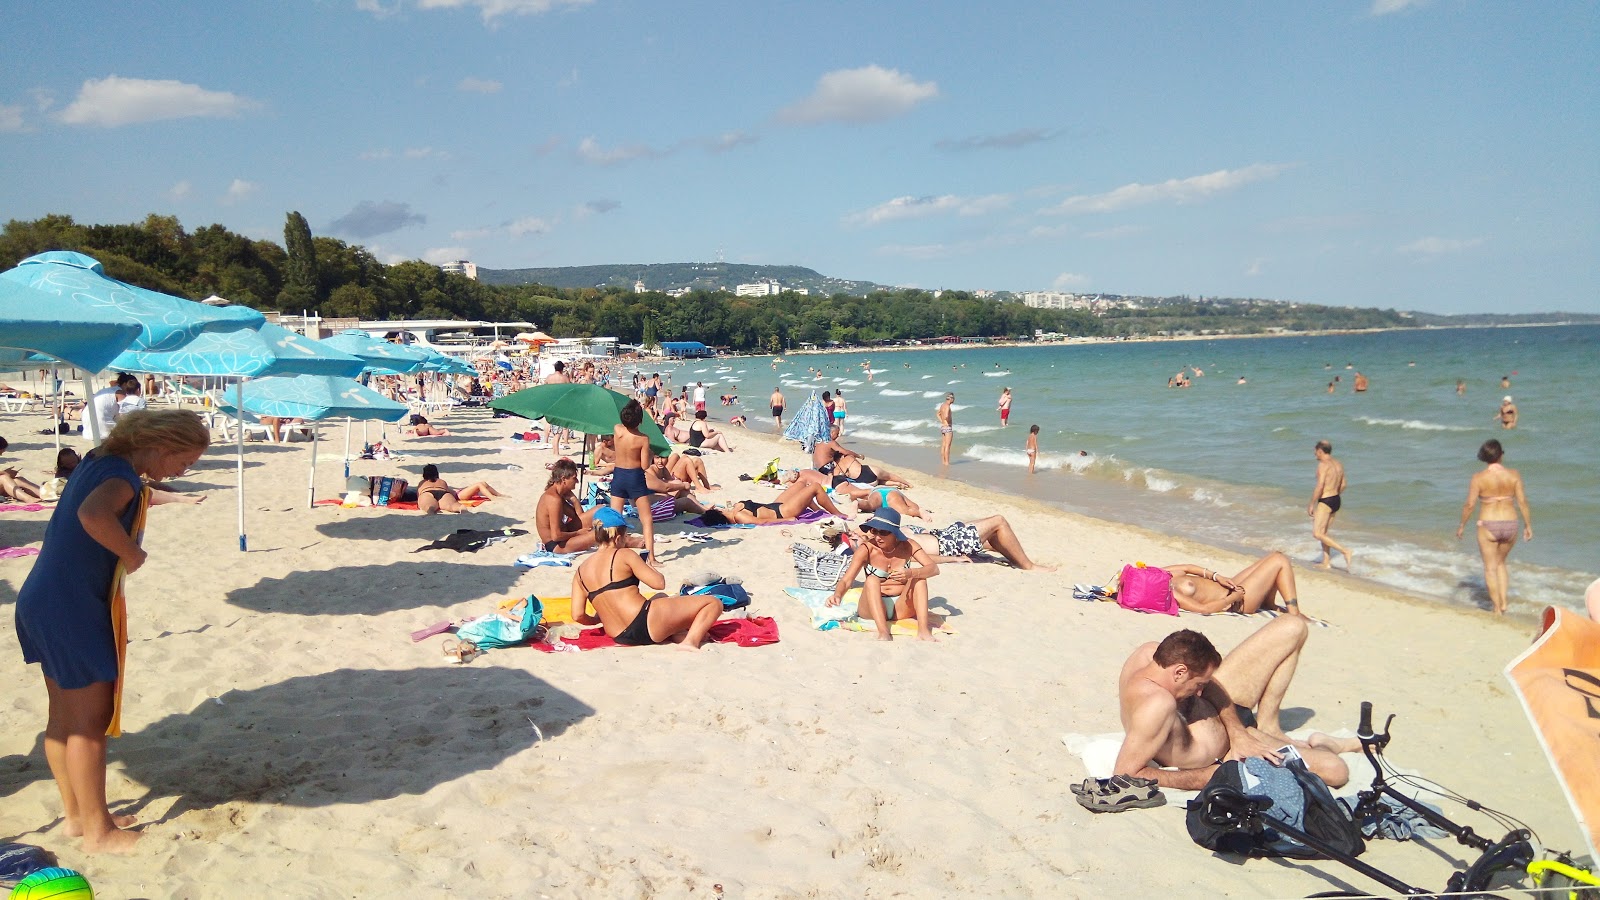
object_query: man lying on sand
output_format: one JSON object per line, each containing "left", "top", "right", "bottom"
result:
{"left": 1114, "top": 619, "right": 1359, "bottom": 790}
{"left": 1163, "top": 551, "right": 1307, "bottom": 617}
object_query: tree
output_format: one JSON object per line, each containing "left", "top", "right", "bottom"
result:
{"left": 278, "top": 211, "right": 319, "bottom": 311}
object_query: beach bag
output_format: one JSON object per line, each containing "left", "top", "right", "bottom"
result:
{"left": 455, "top": 596, "right": 545, "bottom": 649}
{"left": 681, "top": 579, "right": 751, "bottom": 609}
{"left": 1186, "top": 756, "right": 1365, "bottom": 859}
{"left": 792, "top": 542, "right": 852, "bottom": 591}
{"left": 1117, "top": 563, "right": 1177, "bottom": 615}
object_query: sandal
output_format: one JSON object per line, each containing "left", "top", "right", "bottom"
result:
{"left": 1074, "top": 775, "right": 1166, "bottom": 813}
{"left": 441, "top": 638, "right": 481, "bottom": 663}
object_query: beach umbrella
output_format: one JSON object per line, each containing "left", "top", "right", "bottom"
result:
{"left": 0, "top": 279, "right": 141, "bottom": 372}
{"left": 219, "top": 374, "right": 410, "bottom": 510}
{"left": 783, "top": 391, "right": 832, "bottom": 452}
{"left": 1, "top": 250, "right": 265, "bottom": 443}
{"left": 114, "top": 321, "right": 366, "bottom": 380}
{"left": 319, "top": 330, "right": 432, "bottom": 375}
{"left": 489, "top": 383, "right": 671, "bottom": 457}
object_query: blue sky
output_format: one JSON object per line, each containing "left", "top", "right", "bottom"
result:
{"left": 2, "top": 1, "right": 1595, "bottom": 314}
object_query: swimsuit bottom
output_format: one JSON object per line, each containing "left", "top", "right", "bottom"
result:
{"left": 833, "top": 411, "right": 845, "bottom": 419}
{"left": 610, "top": 466, "right": 651, "bottom": 501}
{"left": 940, "top": 426, "right": 954, "bottom": 435}
{"left": 1479, "top": 520, "right": 1518, "bottom": 542}
{"left": 911, "top": 521, "right": 981, "bottom": 558}
{"left": 1318, "top": 494, "right": 1342, "bottom": 514}
{"left": 772, "top": 406, "right": 784, "bottom": 417}
{"left": 423, "top": 488, "right": 454, "bottom": 500}
{"left": 613, "top": 599, "right": 657, "bottom": 646}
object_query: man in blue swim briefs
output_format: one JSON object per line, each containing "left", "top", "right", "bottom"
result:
{"left": 609, "top": 398, "right": 660, "bottom": 564}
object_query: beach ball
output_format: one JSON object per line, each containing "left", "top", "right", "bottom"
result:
{"left": 8, "top": 868, "right": 93, "bottom": 900}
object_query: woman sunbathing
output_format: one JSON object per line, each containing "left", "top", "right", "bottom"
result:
{"left": 0, "top": 437, "right": 44, "bottom": 502}
{"left": 837, "top": 482, "right": 931, "bottom": 521}
{"left": 407, "top": 414, "right": 452, "bottom": 437}
{"left": 904, "top": 515, "right": 1054, "bottom": 571}
{"left": 699, "top": 480, "right": 848, "bottom": 526}
{"left": 570, "top": 507, "right": 723, "bottom": 650}
{"left": 827, "top": 508, "right": 940, "bottom": 641}
{"left": 416, "top": 464, "right": 505, "bottom": 514}
{"left": 1163, "top": 551, "right": 1306, "bottom": 617}
{"left": 827, "top": 453, "right": 911, "bottom": 490}
{"left": 687, "top": 411, "right": 734, "bottom": 452}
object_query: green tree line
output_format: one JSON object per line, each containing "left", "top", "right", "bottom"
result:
{"left": 0, "top": 213, "right": 1412, "bottom": 350}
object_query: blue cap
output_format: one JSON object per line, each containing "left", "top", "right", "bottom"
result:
{"left": 594, "top": 506, "right": 629, "bottom": 529}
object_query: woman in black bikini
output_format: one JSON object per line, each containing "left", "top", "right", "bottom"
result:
{"left": 688, "top": 411, "right": 734, "bottom": 452}
{"left": 571, "top": 507, "right": 722, "bottom": 650}
{"left": 825, "top": 508, "right": 940, "bottom": 641}
{"left": 416, "top": 463, "right": 505, "bottom": 514}
{"left": 700, "top": 479, "right": 848, "bottom": 525}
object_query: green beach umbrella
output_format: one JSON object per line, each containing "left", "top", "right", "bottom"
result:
{"left": 490, "top": 383, "right": 671, "bottom": 456}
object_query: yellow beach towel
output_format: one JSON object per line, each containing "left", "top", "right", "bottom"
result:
{"left": 106, "top": 486, "right": 151, "bottom": 738}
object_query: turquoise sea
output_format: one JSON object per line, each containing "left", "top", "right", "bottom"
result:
{"left": 662, "top": 324, "right": 1597, "bottom": 616}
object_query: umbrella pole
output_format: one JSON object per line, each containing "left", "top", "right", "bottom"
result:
{"left": 343, "top": 416, "right": 352, "bottom": 479}
{"left": 51, "top": 366, "right": 60, "bottom": 452}
{"left": 82, "top": 374, "right": 102, "bottom": 445}
{"left": 308, "top": 423, "right": 318, "bottom": 509}
{"left": 236, "top": 380, "right": 247, "bottom": 552}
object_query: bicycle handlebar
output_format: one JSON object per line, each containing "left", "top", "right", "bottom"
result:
{"left": 1358, "top": 701, "right": 1374, "bottom": 739}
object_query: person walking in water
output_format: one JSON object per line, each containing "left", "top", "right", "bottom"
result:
{"left": 998, "top": 387, "right": 1012, "bottom": 427}
{"left": 936, "top": 393, "right": 955, "bottom": 466}
{"left": 1308, "top": 440, "right": 1351, "bottom": 571}
{"left": 1025, "top": 424, "right": 1039, "bottom": 474}
{"left": 1456, "top": 439, "right": 1532, "bottom": 616}
{"left": 769, "top": 387, "right": 785, "bottom": 430}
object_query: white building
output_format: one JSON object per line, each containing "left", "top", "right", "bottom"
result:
{"left": 735, "top": 280, "right": 781, "bottom": 297}
{"left": 1022, "top": 291, "right": 1083, "bottom": 310}
{"left": 633, "top": 280, "right": 646, "bottom": 293}
{"left": 438, "top": 260, "right": 478, "bottom": 280}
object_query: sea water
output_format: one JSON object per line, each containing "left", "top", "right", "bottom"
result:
{"left": 674, "top": 325, "right": 1597, "bottom": 616}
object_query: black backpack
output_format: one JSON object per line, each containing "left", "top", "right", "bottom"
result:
{"left": 1186, "top": 756, "right": 1365, "bottom": 859}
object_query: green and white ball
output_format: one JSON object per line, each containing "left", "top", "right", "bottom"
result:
{"left": 8, "top": 867, "right": 93, "bottom": 900}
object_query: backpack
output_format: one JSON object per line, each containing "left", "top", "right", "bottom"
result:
{"left": 1117, "top": 563, "right": 1177, "bottom": 615}
{"left": 1186, "top": 756, "right": 1365, "bottom": 859}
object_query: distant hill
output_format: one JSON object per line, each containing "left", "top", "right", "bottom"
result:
{"left": 478, "top": 262, "right": 889, "bottom": 296}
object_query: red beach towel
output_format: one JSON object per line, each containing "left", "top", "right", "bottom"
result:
{"left": 532, "top": 616, "right": 780, "bottom": 652}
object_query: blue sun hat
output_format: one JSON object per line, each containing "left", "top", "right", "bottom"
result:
{"left": 861, "top": 507, "right": 905, "bottom": 541}
{"left": 594, "top": 506, "right": 629, "bottom": 529}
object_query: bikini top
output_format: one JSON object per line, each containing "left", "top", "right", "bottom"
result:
{"left": 864, "top": 555, "right": 916, "bottom": 579}
{"left": 688, "top": 422, "right": 706, "bottom": 447}
{"left": 579, "top": 548, "right": 640, "bottom": 602}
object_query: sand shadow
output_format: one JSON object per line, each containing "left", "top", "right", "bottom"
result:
{"left": 0, "top": 519, "right": 50, "bottom": 548}
{"left": 224, "top": 560, "right": 527, "bottom": 615}
{"left": 387, "top": 446, "right": 505, "bottom": 458}
{"left": 315, "top": 512, "right": 524, "bottom": 542}
{"left": 0, "top": 667, "right": 593, "bottom": 819}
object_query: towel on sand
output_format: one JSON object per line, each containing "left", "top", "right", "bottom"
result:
{"left": 530, "top": 594, "right": 778, "bottom": 651}
{"left": 0, "top": 504, "right": 50, "bottom": 513}
{"left": 783, "top": 587, "right": 955, "bottom": 634}
{"left": 0, "top": 547, "right": 40, "bottom": 559}
{"left": 685, "top": 508, "right": 832, "bottom": 528}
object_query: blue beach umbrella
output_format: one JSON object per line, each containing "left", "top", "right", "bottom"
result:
{"left": 115, "top": 321, "right": 366, "bottom": 379}
{"left": 783, "top": 391, "right": 833, "bottom": 453}
{"left": 0, "top": 277, "right": 142, "bottom": 372}
{"left": 218, "top": 374, "right": 409, "bottom": 509}
{"left": 319, "top": 330, "right": 432, "bottom": 375}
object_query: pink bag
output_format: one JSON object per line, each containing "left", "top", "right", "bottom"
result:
{"left": 1117, "top": 564, "right": 1177, "bottom": 615}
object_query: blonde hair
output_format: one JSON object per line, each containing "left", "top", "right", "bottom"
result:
{"left": 101, "top": 409, "right": 211, "bottom": 457}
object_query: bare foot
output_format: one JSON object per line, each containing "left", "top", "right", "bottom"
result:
{"left": 1028, "top": 563, "right": 1060, "bottom": 573}
{"left": 916, "top": 631, "right": 939, "bottom": 642}
{"left": 1314, "top": 560, "right": 1332, "bottom": 571}
{"left": 82, "top": 826, "right": 143, "bottom": 854}
{"left": 676, "top": 642, "right": 702, "bottom": 652}
{"left": 1308, "top": 732, "right": 1360, "bottom": 754}
{"left": 64, "top": 813, "right": 138, "bottom": 836}
{"left": 1344, "top": 554, "right": 1355, "bottom": 573}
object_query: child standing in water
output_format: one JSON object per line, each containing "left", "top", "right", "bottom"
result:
{"left": 1025, "top": 424, "right": 1040, "bottom": 474}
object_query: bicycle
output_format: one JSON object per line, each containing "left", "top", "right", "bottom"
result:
{"left": 1197, "top": 701, "right": 1598, "bottom": 898}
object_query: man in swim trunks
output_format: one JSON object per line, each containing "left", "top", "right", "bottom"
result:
{"left": 1309, "top": 439, "right": 1351, "bottom": 571}
{"left": 1113, "top": 621, "right": 1359, "bottom": 790}
{"left": 770, "top": 387, "right": 785, "bottom": 430}
{"left": 936, "top": 393, "right": 955, "bottom": 466}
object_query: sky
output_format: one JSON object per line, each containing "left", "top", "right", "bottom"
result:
{"left": 1, "top": 1, "right": 1596, "bottom": 315}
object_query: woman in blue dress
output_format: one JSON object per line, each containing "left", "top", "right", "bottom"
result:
{"left": 15, "top": 409, "right": 209, "bottom": 853}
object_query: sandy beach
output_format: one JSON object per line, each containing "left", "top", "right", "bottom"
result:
{"left": 0, "top": 400, "right": 1582, "bottom": 898}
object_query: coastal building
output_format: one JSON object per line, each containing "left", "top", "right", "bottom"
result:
{"left": 634, "top": 280, "right": 646, "bottom": 293}
{"left": 438, "top": 260, "right": 478, "bottom": 280}
{"left": 1022, "top": 291, "right": 1084, "bottom": 310}
{"left": 352, "top": 319, "right": 535, "bottom": 356}
{"left": 735, "top": 280, "right": 781, "bottom": 297}
{"left": 666, "top": 287, "right": 693, "bottom": 298}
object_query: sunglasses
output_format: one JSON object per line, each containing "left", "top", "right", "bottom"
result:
{"left": 861, "top": 526, "right": 894, "bottom": 536}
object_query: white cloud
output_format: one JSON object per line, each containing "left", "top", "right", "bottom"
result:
{"left": 1244, "top": 258, "right": 1266, "bottom": 276}
{"left": 557, "top": 68, "right": 580, "bottom": 89}
{"left": 706, "top": 130, "right": 758, "bottom": 153}
{"left": 169, "top": 180, "right": 192, "bottom": 200}
{"left": 877, "top": 242, "right": 954, "bottom": 260}
{"left": 0, "top": 104, "right": 23, "bottom": 132}
{"left": 1398, "top": 236, "right": 1484, "bottom": 257}
{"left": 1371, "top": 0, "right": 1429, "bottom": 15}
{"left": 508, "top": 216, "right": 554, "bottom": 237}
{"left": 844, "top": 193, "right": 1011, "bottom": 227}
{"left": 1046, "top": 163, "right": 1293, "bottom": 215}
{"left": 576, "top": 136, "right": 667, "bottom": 165}
{"left": 57, "top": 76, "right": 254, "bottom": 128}
{"left": 573, "top": 199, "right": 620, "bottom": 219}
{"left": 423, "top": 246, "right": 472, "bottom": 264}
{"left": 450, "top": 227, "right": 495, "bottom": 241}
{"left": 778, "top": 65, "right": 938, "bottom": 125}
{"left": 458, "top": 77, "right": 503, "bottom": 94}
{"left": 329, "top": 200, "right": 427, "bottom": 238}
{"left": 413, "top": 0, "right": 593, "bottom": 23}
{"left": 1028, "top": 223, "right": 1074, "bottom": 240}
{"left": 360, "top": 149, "right": 393, "bottom": 160}
{"left": 221, "top": 179, "right": 258, "bottom": 205}
{"left": 1084, "top": 224, "right": 1146, "bottom": 239}
{"left": 1052, "top": 272, "right": 1090, "bottom": 289}
{"left": 936, "top": 128, "right": 1056, "bottom": 152}
{"left": 403, "top": 146, "right": 449, "bottom": 159}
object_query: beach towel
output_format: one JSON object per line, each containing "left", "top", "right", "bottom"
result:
{"left": 0, "top": 503, "right": 50, "bottom": 513}
{"left": 107, "top": 486, "right": 151, "bottom": 738}
{"left": 514, "top": 550, "right": 578, "bottom": 568}
{"left": 315, "top": 498, "right": 487, "bottom": 511}
{"left": 783, "top": 586, "right": 956, "bottom": 634}
{"left": 686, "top": 508, "right": 832, "bottom": 529}
{"left": 531, "top": 610, "right": 779, "bottom": 651}
{"left": 0, "top": 547, "right": 40, "bottom": 559}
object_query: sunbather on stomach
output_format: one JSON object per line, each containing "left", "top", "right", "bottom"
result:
{"left": 417, "top": 463, "right": 505, "bottom": 514}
